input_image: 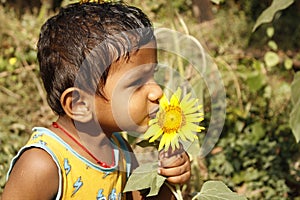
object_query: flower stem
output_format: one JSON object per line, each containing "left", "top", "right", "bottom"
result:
{"left": 165, "top": 182, "right": 179, "bottom": 199}
{"left": 191, "top": 192, "right": 201, "bottom": 200}
{"left": 166, "top": 182, "right": 184, "bottom": 200}
{"left": 175, "top": 184, "right": 183, "bottom": 200}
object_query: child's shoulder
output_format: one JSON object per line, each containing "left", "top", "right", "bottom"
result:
{"left": 13, "top": 147, "right": 58, "bottom": 178}
{"left": 2, "top": 148, "right": 59, "bottom": 199}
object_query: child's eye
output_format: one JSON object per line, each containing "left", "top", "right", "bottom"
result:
{"left": 129, "top": 78, "right": 144, "bottom": 87}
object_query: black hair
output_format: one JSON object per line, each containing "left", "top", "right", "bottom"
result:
{"left": 37, "top": 2, "right": 154, "bottom": 115}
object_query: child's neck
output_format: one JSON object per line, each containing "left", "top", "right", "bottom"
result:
{"left": 52, "top": 116, "right": 115, "bottom": 167}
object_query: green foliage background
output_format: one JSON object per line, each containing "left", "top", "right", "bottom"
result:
{"left": 0, "top": 0, "right": 300, "bottom": 199}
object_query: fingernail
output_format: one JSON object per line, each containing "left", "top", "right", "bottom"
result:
{"left": 164, "top": 152, "right": 169, "bottom": 158}
{"left": 157, "top": 168, "right": 161, "bottom": 174}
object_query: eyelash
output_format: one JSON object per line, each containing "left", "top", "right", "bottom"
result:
{"left": 130, "top": 74, "right": 153, "bottom": 87}
{"left": 131, "top": 78, "right": 144, "bottom": 86}
{"left": 129, "top": 66, "right": 157, "bottom": 87}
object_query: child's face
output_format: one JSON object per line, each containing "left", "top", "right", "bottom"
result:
{"left": 94, "top": 41, "right": 163, "bottom": 134}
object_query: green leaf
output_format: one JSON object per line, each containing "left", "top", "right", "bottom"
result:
{"left": 284, "top": 58, "right": 293, "bottom": 70}
{"left": 245, "top": 71, "right": 266, "bottom": 93}
{"left": 192, "top": 181, "right": 247, "bottom": 200}
{"left": 210, "top": 0, "right": 224, "bottom": 5}
{"left": 264, "top": 51, "right": 280, "bottom": 68}
{"left": 252, "top": 0, "right": 294, "bottom": 32}
{"left": 123, "top": 163, "right": 166, "bottom": 196}
{"left": 290, "top": 72, "right": 300, "bottom": 142}
{"left": 249, "top": 122, "right": 266, "bottom": 144}
{"left": 268, "top": 40, "right": 278, "bottom": 51}
{"left": 266, "top": 27, "right": 275, "bottom": 38}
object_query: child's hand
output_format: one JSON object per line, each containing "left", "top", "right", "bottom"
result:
{"left": 158, "top": 145, "right": 191, "bottom": 185}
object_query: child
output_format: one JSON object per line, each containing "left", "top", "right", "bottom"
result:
{"left": 2, "top": 2, "right": 191, "bottom": 200}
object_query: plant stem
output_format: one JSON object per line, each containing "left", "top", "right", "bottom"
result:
{"left": 165, "top": 182, "right": 182, "bottom": 200}
{"left": 191, "top": 192, "right": 201, "bottom": 200}
{"left": 175, "top": 184, "right": 183, "bottom": 200}
{"left": 165, "top": 183, "right": 178, "bottom": 199}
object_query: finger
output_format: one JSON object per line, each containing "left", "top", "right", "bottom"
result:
{"left": 166, "top": 169, "right": 191, "bottom": 185}
{"left": 159, "top": 144, "right": 184, "bottom": 159}
{"left": 158, "top": 159, "right": 190, "bottom": 177}
{"left": 159, "top": 152, "right": 189, "bottom": 168}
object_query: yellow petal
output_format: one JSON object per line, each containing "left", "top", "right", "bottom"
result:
{"left": 159, "top": 94, "right": 169, "bottom": 109}
{"left": 185, "top": 112, "right": 203, "bottom": 118}
{"left": 185, "top": 115, "right": 204, "bottom": 122}
{"left": 170, "top": 135, "right": 180, "bottom": 151}
{"left": 159, "top": 134, "right": 170, "bottom": 151}
{"left": 174, "top": 87, "right": 182, "bottom": 100}
{"left": 170, "top": 88, "right": 181, "bottom": 106}
{"left": 149, "top": 128, "right": 164, "bottom": 143}
{"left": 144, "top": 124, "right": 161, "bottom": 139}
{"left": 184, "top": 122, "right": 203, "bottom": 132}
{"left": 163, "top": 135, "right": 172, "bottom": 152}
{"left": 181, "top": 128, "right": 197, "bottom": 141}
{"left": 184, "top": 131, "right": 194, "bottom": 141}
{"left": 148, "top": 118, "right": 158, "bottom": 126}
{"left": 181, "top": 97, "right": 197, "bottom": 110}
{"left": 183, "top": 105, "right": 200, "bottom": 115}
{"left": 158, "top": 134, "right": 167, "bottom": 151}
{"left": 180, "top": 93, "right": 192, "bottom": 105}
{"left": 178, "top": 131, "right": 187, "bottom": 141}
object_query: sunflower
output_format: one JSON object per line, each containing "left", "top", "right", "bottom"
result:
{"left": 144, "top": 87, "right": 205, "bottom": 152}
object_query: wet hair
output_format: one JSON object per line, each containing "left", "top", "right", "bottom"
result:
{"left": 37, "top": 2, "right": 154, "bottom": 115}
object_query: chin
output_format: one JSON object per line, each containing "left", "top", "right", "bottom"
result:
{"left": 116, "top": 119, "right": 149, "bottom": 133}
{"left": 129, "top": 124, "right": 148, "bottom": 133}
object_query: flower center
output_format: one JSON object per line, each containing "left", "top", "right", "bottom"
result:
{"left": 158, "top": 105, "right": 184, "bottom": 133}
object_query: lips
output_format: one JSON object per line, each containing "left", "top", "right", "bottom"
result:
{"left": 149, "top": 107, "right": 159, "bottom": 119}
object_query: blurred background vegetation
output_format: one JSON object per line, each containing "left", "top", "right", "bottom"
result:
{"left": 0, "top": 0, "right": 300, "bottom": 199}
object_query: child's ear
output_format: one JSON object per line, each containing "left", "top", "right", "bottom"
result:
{"left": 60, "top": 87, "right": 93, "bottom": 123}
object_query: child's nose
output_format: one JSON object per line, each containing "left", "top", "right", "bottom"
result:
{"left": 148, "top": 82, "right": 163, "bottom": 102}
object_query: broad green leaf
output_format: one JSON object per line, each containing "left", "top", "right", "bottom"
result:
{"left": 192, "top": 181, "right": 247, "bottom": 200}
{"left": 252, "top": 0, "right": 294, "bottom": 32}
{"left": 290, "top": 72, "right": 300, "bottom": 142}
{"left": 264, "top": 51, "right": 280, "bottom": 68}
{"left": 123, "top": 163, "right": 166, "bottom": 196}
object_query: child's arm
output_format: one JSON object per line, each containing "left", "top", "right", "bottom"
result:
{"left": 2, "top": 148, "right": 59, "bottom": 200}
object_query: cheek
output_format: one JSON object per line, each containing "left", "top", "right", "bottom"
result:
{"left": 110, "top": 89, "right": 149, "bottom": 132}
{"left": 129, "top": 93, "right": 147, "bottom": 121}
{"left": 110, "top": 88, "right": 138, "bottom": 130}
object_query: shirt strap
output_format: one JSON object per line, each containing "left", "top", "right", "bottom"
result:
{"left": 112, "top": 133, "right": 132, "bottom": 178}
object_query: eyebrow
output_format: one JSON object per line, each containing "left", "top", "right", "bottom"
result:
{"left": 136, "top": 63, "right": 156, "bottom": 74}
{"left": 126, "top": 64, "right": 155, "bottom": 81}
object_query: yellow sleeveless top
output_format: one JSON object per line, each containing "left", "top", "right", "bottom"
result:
{"left": 7, "top": 127, "right": 131, "bottom": 200}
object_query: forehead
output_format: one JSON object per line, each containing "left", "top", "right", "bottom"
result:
{"left": 110, "top": 41, "right": 157, "bottom": 74}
